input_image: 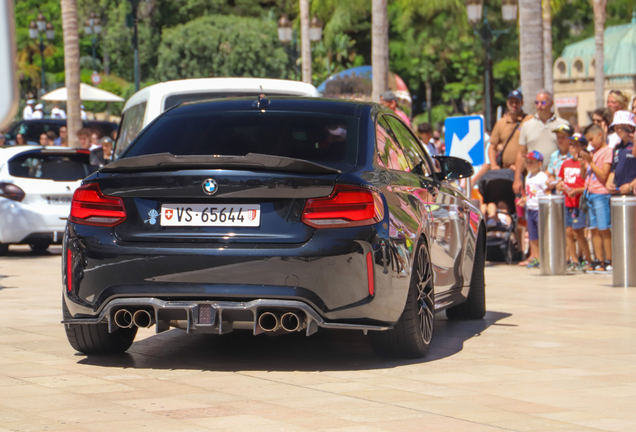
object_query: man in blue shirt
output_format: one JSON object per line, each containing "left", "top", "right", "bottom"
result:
{"left": 606, "top": 111, "right": 636, "bottom": 195}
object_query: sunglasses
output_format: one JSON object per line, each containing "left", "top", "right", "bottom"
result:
{"left": 592, "top": 118, "right": 604, "bottom": 124}
{"left": 534, "top": 100, "right": 548, "bottom": 106}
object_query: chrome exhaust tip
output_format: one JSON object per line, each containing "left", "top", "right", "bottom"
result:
{"left": 258, "top": 312, "right": 280, "bottom": 332}
{"left": 280, "top": 312, "right": 306, "bottom": 332}
{"left": 132, "top": 309, "right": 154, "bottom": 328}
{"left": 113, "top": 309, "right": 133, "bottom": 329}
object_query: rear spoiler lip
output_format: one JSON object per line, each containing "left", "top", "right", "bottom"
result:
{"left": 99, "top": 153, "right": 341, "bottom": 175}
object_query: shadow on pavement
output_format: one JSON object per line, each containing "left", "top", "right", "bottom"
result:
{"left": 1, "top": 245, "right": 62, "bottom": 258}
{"left": 77, "top": 310, "right": 511, "bottom": 372}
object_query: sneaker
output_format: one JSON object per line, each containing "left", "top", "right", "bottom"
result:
{"left": 583, "top": 261, "right": 599, "bottom": 273}
{"left": 604, "top": 261, "right": 613, "bottom": 272}
{"left": 567, "top": 261, "right": 577, "bottom": 272}
{"left": 526, "top": 258, "right": 540, "bottom": 268}
{"left": 576, "top": 261, "right": 589, "bottom": 272}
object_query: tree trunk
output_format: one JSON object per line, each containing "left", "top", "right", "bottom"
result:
{"left": 300, "top": 0, "right": 311, "bottom": 84}
{"left": 542, "top": 0, "right": 553, "bottom": 93}
{"left": 519, "top": 0, "right": 544, "bottom": 114}
{"left": 61, "top": 0, "right": 81, "bottom": 148}
{"left": 371, "top": 0, "right": 388, "bottom": 102}
{"left": 593, "top": 0, "right": 607, "bottom": 109}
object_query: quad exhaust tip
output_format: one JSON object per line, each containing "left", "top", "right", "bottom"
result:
{"left": 114, "top": 309, "right": 133, "bottom": 329}
{"left": 258, "top": 311, "right": 280, "bottom": 332}
{"left": 281, "top": 312, "right": 306, "bottom": 332}
{"left": 132, "top": 309, "right": 154, "bottom": 328}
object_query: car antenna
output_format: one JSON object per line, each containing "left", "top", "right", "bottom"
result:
{"left": 253, "top": 86, "right": 270, "bottom": 109}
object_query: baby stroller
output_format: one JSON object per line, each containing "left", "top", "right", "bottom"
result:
{"left": 478, "top": 169, "right": 523, "bottom": 264}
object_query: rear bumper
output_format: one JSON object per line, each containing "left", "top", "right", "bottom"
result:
{"left": 64, "top": 223, "right": 410, "bottom": 326}
{"left": 0, "top": 199, "right": 69, "bottom": 244}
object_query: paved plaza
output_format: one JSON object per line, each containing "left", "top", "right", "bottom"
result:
{"left": 0, "top": 246, "right": 635, "bottom": 432}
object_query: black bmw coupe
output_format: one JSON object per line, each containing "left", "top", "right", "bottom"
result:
{"left": 62, "top": 97, "right": 486, "bottom": 359}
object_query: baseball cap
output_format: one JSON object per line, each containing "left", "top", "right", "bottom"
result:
{"left": 569, "top": 133, "right": 588, "bottom": 146}
{"left": 552, "top": 124, "right": 574, "bottom": 136}
{"left": 26, "top": 99, "right": 35, "bottom": 104}
{"left": 380, "top": 91, "right": 398, "bottom": 102}
{"left": 524, "top": 150, "right": 544, "bottom": 162}
{"left": 507, "top": 89, "right": 523, "bottom": 100}
{"left": 35, "top": 103, "right": 43, "bottom": 110}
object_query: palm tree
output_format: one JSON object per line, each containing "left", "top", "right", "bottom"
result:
{"left": 61, "top": 0, "right": 81, "bottom": 148}
{"left": 542, "top": 0, "right": 553, "bottom": 93}
{"left": 593, "top": 0, "right": 607, "bottom": 108}
{"left": 372, "top": 0, "right": 388, "bottom": 101}
{"left": 519, "top": 0, "right": 544, "bottom": 113}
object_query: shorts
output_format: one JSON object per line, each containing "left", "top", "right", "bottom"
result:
{"left": 527, "top": 209, "right": 539, "bottom": 241}
{"left": 565, "top": 207, "right": 587, "bottom": 230}
{"left": 586, "top": 192, "right": 611, "bottom": 230}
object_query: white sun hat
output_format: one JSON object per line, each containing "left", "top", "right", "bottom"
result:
{"left": 610, "top": 110, "right": 636, "bottom": 128}
{"left": 34, "top": 103, "right": 44, "bottom": 110}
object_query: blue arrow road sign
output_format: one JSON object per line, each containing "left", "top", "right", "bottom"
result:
{"left": 444, "top": 115, "right": 485, "bottom": 166}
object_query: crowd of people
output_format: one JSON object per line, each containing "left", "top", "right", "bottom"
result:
{"left": 477, "top": 88, "right": 636, "bottom": 274}
{"left": 22, "top": 99, "right": 87, "bottom": 120}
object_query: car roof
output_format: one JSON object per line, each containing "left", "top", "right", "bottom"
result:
{"left": 122, "top": 78, "right": 320, "bottom": 112}
{"left": 162, "top": 97, "right": 381, "bottom": 118}
{"left": 0, "top": 145, "right": 88, "bottom": 162}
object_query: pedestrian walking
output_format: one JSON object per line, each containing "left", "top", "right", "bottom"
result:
{"left": 54, "top": 126, "right": 67, "bottom": 146}
{"left": 379, "top": 91, "right": 411, "bottom": 127}
{"left": 581, "top": 123, "right": 613, "bottom": 273}
{"left": 32, "top": 104, "right": 44, "bottom": 119}
{"left": 513, "top": 90, "right": 568, "bottom": 194}
{"left": 23, "top": 99, "right": 35, "bottom": 120}
{"left": 557, "top": 134, "right": 592, "bottom": 271}
{"left": 517, "top": 150, "right": 549, "bottom": 268}
{"left": 606, "top": 111, "right": 636, "bottom": 195}
{"left": 50, "top": 103, "right": 67, "bottom": 119}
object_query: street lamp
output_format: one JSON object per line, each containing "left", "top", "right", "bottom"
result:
{"left": 84, "top": 12, "right": 102, "bottom": 72}
{"left": 277, "top": 14, "right": 323, "bottom": 82}
{"left": 29, "top": 14, "right": 55, "bottom": 95}
{"left": 309, "top": 16, "right": 323, "bottom": 42}
{"left": 465, "top": 0, "right": 518, "bottom": 131}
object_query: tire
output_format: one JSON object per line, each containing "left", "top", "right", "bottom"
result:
{"left": 446, "top": 230, "right": 486, "bottom": 320}
{"left": 29, "top": 243, "right": 50, "bottom": 253}
{"left": 62, "top": 299, "right": 137, "bottom": 354}
{"left": 369, "top": 241, "right": 434, "bottom": 359}
{"left": 0, "top": 243, "right": 8, "bottom": 256}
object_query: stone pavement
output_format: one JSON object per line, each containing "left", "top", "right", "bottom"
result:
{"left": 0, "top": 246, "right": 635, "bottom": 432}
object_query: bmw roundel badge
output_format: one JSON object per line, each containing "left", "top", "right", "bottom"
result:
{"left": 202, "top": 178, "right": 218, "bottom": 195}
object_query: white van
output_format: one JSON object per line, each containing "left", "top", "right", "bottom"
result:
{"left": 114, "top": 78, "right": 319, "bottom": 157}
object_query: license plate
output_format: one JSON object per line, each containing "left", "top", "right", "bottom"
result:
{"left": 160, "top": 204, "right": 260, "bottom": 227}
{"left": 46, "top": 196, "right": 72, "bottom": 205}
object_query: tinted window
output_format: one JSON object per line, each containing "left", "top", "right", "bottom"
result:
{"left": 123, "top": 111, "right": 359, "bottom": 171}
{"left": 115, "top": 102, "right": 147, "bottom": 158}
{"left": 376, "top": 117, "right": 411, "bottom": 172}
{"left": 9, "top": 152, "right": 96, "bottom": 181}
{"left": 164, "top": 92, "right": 292, "bottom": 111}
{"left": 385, "top": 116, "right": 432, "bottom": 176}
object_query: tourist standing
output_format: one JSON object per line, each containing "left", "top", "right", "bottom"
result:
{"left": 23, "top": 100, "right": 35, "bottom": 120}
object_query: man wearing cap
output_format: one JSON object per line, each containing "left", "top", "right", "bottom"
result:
{"left": 32, "top": 104, "right": 44, "bottom": 119}
{"left": 380, "top": 91, "right": 411, "bottom": 127}
{"left": 23, "top": 100, "right": 35, "bottom": 120}
{"left": 513, "top": 89, "right": 568, "bottom": 194}
{"left": 51, "top": 103, "right": 66, "bottom": 119}
{"left": 489, "top": 89, "right": 532, "bottom": 170}
{"left": 606, "top": 110, "right": 636, "bottom": 195}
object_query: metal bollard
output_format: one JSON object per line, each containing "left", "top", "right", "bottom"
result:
{"left": 538, "top": 195, "right": 567, "bottom": 275}
{"left": 611, "top": 196, "right": 636, "bottom": 287}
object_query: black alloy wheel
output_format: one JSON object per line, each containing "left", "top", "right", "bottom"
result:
{"left": 370, "top": 241, "right": 435, "bottom": 359}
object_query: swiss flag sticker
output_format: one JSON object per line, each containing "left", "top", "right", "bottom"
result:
{"left": 165, "top": 209, "right": 173, "bottom": 220}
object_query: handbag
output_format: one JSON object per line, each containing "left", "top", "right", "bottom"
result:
{"left": 496, "top": 119, "right": 522, "bottom": 168}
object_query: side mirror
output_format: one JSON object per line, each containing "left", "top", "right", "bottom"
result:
{"left": 433, "top": 156, "right": 474, "bottom": 181}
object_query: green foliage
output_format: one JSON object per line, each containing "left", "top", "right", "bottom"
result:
{"left": 156, "top": 15, "right": 289, "bottom": 81}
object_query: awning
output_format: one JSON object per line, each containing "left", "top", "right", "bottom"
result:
{"left": 42, "top": 83, "right": 125, "bottom": 102}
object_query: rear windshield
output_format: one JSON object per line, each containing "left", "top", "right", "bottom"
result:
{"left": 164, "top": 93, "right": 293, "bottom": 111}
{"left": 123, "top": 111, "right": 359, "bottom": 171}
{"left": 8, "top": 152, "right": 97, "bottom": 181}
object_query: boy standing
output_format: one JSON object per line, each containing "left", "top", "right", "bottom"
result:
{"left": 606, "top": 111, "right": 636, "bottom": 195}
{"left": 518, "top": 150, "right": 549, "bottom": 268}
{"left": 548, "top": 124, "right": 574, "bottom": 186}
{"left": 582, "top": 123, "right": 613, "bottom": 273}
{"left": 557, "top": 134, "right": 592, "bottom": 271}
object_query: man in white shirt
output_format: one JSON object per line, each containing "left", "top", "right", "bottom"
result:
{"left": 23, "top": 100, "right": 35, "bottom": 120}
{"left": 51, "top": 103, "right": 67, "bottom": 119}
{"left": 31, "top": 104, "right": 44, "bottom": 119}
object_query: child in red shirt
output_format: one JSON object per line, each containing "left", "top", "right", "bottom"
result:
{"left": 557, "top": 134, "right": 592, "bottom": 271}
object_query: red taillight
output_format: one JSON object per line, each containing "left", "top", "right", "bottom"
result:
{"left": 66, "top": 249, "right": 73, "bottom": 292}
{"left": 0, "top": 182, "right": 25, "bottom": 202}
{"left": 302, "top": 185, "right": 384, "bottom": 229}
{"left": 366, "top": 251, "right": 375, "bottom": 296}
{"left": 69, "top": 183, "right": 127, "bottom": 227}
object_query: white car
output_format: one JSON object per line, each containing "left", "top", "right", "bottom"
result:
{"left": 0, "top": 145, "right": 96, "bottom": 254}
{"left": 114, "top": 77, "right": 320, "bottom": 158}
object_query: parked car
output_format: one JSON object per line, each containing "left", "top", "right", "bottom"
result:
{"left": 114, "top": 77, "right": 320, "bottom": 158}
{"left": 0, "top": 146, "right": 97, "bottom": 254}
{"left": 62, "top": 97, "right": 485, "bottom": 359}
{"left": 4, "top": 119, "right": 118, "bottom": 145}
